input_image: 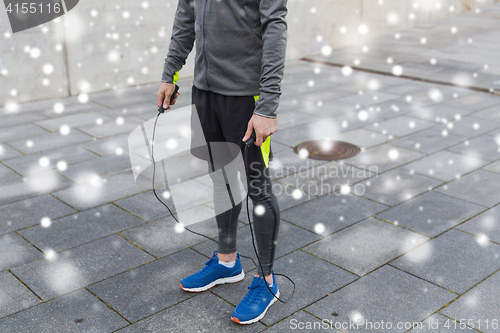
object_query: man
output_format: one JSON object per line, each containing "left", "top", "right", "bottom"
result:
{"left": 157, "top": 0, "right": 287, "bottom": 324}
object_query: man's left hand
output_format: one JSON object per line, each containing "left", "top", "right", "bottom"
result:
{"left": 242, "top": 114, "right": 278, "bottom": 147}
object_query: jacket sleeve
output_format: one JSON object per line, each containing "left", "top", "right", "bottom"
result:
{"left": 253, "top": 0, "right": 288, "bottom": 119}
{"left": 161, "top": 0, "right": 195, "bottom": 84}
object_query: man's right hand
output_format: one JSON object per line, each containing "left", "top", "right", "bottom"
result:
{"left": 157, "top": 82, "right": 180, "bottom": 110}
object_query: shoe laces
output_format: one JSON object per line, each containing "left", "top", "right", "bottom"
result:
{"left": 242, "top": 278, "right": 267, "bottom": 305}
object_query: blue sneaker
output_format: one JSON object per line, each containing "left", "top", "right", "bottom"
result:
{"left": 180, "top": 250, "right": 245, "bottom": 292}
{"left": 231, "top": 271, "right": 280, "bottom": 324}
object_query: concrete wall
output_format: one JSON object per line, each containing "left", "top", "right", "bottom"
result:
{"left": 1, "top": 0, "right": 499, "bottom": 107}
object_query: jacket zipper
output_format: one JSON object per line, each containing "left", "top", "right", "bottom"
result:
{"left": 202, "top": 0, "right": 211, "bottom": 91}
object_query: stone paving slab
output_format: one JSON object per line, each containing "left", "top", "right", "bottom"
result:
{"left": 346, "top": 143, "right": 425, "bottom": 174}
{"left": 56, "top": 153, "right": 132, "bottom": 183}
{"left": 36, "top": 102, "right": 109, "bottom": 119}
{"left": 210, "top": 250, "right": 358, "bottom": 327}
{"left": 0, "top": 270, "right": 41, "bottom": 319}
{"left": 406, "top": 104, "right": 475, "bottom": 123}
{"left": 336, "top": 77, "right": 395, "bottom": 93}
{"left": 483, "top": 159, "right": 500, "bottom": 174}
{"left": 391, "top": 229, "right": 500, "bottom": 294}
{"left": 303, "top": 217, "right": 429, "bottom": 276}
{"left": 273, "top": 184, "right": 314, "bottom": 212}
{"left": 2, "top": 145, "right": 98, "bottom": 176}
{"left": 281, "top": 193, "right": 388, "bottom": 237}
{"left": 7, "top": 130, "right": 94, "bottom": 155}
{"left": 10, "top": 234, "right": 154, "bottom": 300}
{"left": 329, "top": 107, "right": 391, "bottom": 133}
{"left": 119, "top": 216, "right": 234, "bottom": 258}
{"left": 370, "top": 99, "right": 420, "bottom": 118}
{"left": 77, "top": 116, "right": 145, "bottom": 139}
{"left": 77, "top": 133, "right": 130, "bottom": 156}
{"left": 114, "top": 191, "right": 171, "bottom": 222}
{"left": 293, "top": 99, "right": 359, "bottom": 119}
{"left": 116, "top": 291, "right": 266, "bottom": 332}
{"left": 456, "top": 204, "right": 500, "bottom": 244}
{"left": 277, "top": 161, "right": 374, "bottom": 197}
{"left": 433, "top": 116, "right": 500, "bottom": 138}
{"left": 87, "top": 248, "right": 206, "bottom": 323}
{"left": 401, "top": 150, "right": 490, "bottom": 182}
{"left": 261, "top": 310, "right": 334, "bottom": 332}
{"left": 86, "top": 87, "right": 159, "bottom": 110}
{"left": 304, "top": 265, "right": 456, "bottom": 333}
{"left": 1, "top": 5, "right": 500, "bottom": 327}
{"left": 269, "top": 149, "right": 329, "bottom": 180}
{"left": 0, "top": 289, "right": 127, "bottom": 332}
{"left": 358, "top": 168, "right": 443, "bottom": 206}
{"left": 0, "top": 99, "right": 74, "bottom": 116}
{"left": 271, "top": 119, "right": 345, "bottom": 148}
{"left": 366, "top": 115, "right": 437, "bottom": 138}
{"left": 274, "top": 110, "right": 322, "bottom": 130}
{"left": 440, "top": 270, "right": 500, "bottom": 333}
{"left": 435, "top": 169, "right": 500, "bottom": 207}
{"left": 329, "top": 128, "right": 391, "bottom": 150}
{"left": 0, "top": 163, "right": 19, "bottom": 180}
{"left": 0, "top": 112, "right": 48, "bottom": 128}
{"left": 445, "top": 93, "right": 500, "bottom": 112}
{"left": 297, "top": 86, "right": 354, "bottom": 104}
{"left": 394, "top": 91, "right": 448, "bottom": 109}
{"left": 0, "top": 123, "right": 50, "bottom": 143}
{"left": 18, "top": 204, "right": 145, "bottom": 253}
{"left": 378, "top": 82, "right": 429, "bottom": 96}
{"left": 377, "top": 191, "right": 485, "bottom": 238}
{"left": 0, "top": 232, "right": 43, "bottom": 270}
{"left": 0, "top": 144, "right": 22, "bottom": 161}
{"left": 473, "top": 104, "right": 500, "bottom": 122}
{"left": 446, "top": 134, "right": 500, "bottom": 162}
{"left": 34, "top": 112, "right": 112, "bottom": 132}
{"left": 409, "top": 313, "right": 470, "bottom": 332}
{"left": 147, "top": 176, "right": 213, "bottom": 214}
{"left": 307, "top": 6, "right": 500, "bottom": 91}
{"left": 389, "top": 129, "right": 466, "bottom": 155}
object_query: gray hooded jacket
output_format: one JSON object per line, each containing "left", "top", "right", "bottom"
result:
{"left": 161, "top": 0, "right": 288, "bottom": 118}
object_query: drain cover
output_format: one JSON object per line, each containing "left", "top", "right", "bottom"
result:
{"left": 293, "top": 140, "right": 361, "bottom": 161}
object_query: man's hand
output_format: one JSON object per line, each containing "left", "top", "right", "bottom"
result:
{"left": 157, "top": 82, "right": 180, "bottom": 110}
{"left": 243, "top": 114, "right": 278, "bottom": 147}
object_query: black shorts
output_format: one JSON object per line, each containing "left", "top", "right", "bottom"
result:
{"left": 190, "top": 85, "right": 273, "bottom": 178}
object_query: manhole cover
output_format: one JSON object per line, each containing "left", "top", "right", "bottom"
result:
{"left": 293, "top": 140, "right": 361, "bottom": 161}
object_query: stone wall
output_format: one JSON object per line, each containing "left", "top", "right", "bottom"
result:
{"left": 309, "top": 0, "right": 500, "bottom": 53}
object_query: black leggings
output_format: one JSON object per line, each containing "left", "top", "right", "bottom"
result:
{"left": 191, "top": 85, "right": 280, "bottom": 276}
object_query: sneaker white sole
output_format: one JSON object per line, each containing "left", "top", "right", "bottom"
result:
{"left": 180, "top": 270, "right": 245, "bottom": 292}
{"left": 231, "top": 289, "right": 280, "bottom": 325}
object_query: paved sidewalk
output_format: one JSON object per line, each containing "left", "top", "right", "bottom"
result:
{"left": 308, "top": 3, "right": 500, "bottom": 92}
{"left": 1, "top": 4, "right": 500, "bottom": 333}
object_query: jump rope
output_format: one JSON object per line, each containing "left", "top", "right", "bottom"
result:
{"left": 152, "top": 84, "right": 295, "bottom": 304}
